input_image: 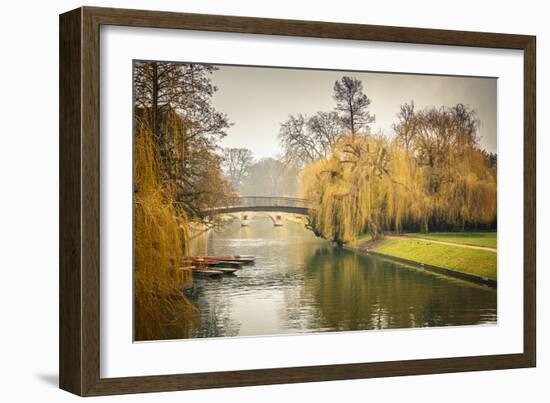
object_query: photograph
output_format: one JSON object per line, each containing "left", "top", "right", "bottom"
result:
{"left": 132, "top": 61, "right": 498, "bottom": 341}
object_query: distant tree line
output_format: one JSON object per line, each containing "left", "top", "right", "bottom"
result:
{"left": 221, "top": 148, "right": 300, "bottom": 197}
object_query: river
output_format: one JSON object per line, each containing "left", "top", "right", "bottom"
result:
{"left": 184, "top": 217, "right": 497, "bottom": 339}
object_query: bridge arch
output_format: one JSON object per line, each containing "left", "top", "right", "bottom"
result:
{"left": 217, "top": 212, "right": 279, "bottom": 226}
{"left": 205, "top": 196, "right": 312, "bottom": 216}
{"left": 205, "top": 197, "right": 313, "bottom": 228}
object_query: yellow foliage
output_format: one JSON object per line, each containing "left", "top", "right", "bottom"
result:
{"left": 134, "top": 123, "right": 197, "bottom": 341}
{"left": 301, "top": 132, "right": 496, "bottom": 244}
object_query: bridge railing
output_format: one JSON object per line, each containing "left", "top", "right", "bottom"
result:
{"left": 236, "top": 196, "right": 313, "bottom": 209}
{"left": 205, "top": 196, "right": 314, "bottom": 210}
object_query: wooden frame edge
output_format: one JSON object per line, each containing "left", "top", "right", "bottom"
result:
{"left": 522, "top": 35, "right": 536, "bottom": 368}
{"left": 59, "top": 7, "right": 83, "bottom": 396}
{"left": 59, "top": 6, "right": 537, "bottom": 396}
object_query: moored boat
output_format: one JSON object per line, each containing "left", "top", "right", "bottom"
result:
{"left": 191, "top": 268, "right": 224, "bottom": 278}
{"left": 213, "top": 267, "right": 238, "bottom": 275}
{"left": 198, "top": 255, "right": 255, "bottom": 264}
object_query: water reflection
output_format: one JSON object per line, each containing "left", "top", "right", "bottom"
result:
{"left": 183, "top": 218, "right": 496, "bottom": 339}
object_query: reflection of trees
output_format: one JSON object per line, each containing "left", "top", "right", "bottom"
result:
{"left": 160, "top": 305, "right": 201, "bottom": 340}
{"left": 300, "top": 249, "right": 497, "bottom": 331}
{"left": 185, "top": 220, "right": 496, "bottom": 338}
{"left": 185, "top": 282, "right": 241, "bottom": 338}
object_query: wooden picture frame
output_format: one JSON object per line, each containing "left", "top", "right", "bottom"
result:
{"left": 59, "top": 6, "right": 536, "bottom": 396}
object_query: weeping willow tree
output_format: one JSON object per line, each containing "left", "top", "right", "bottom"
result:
{"left": 134, "top": 121, "right": 197, "bottom": 341}
{"left": 301, "top": 103, "right": 497, "bottom": 244}
{"left": 301, "top": 133, "right": 422, "bottom": 243}
{"left": 133, "top": 61, "right": 236, "bottom": 340}
{"left": 418, "top": 147, "right": 492, "bottom": 228}
{"left": 405, "top": 103, "right": 497, "bottom": 231}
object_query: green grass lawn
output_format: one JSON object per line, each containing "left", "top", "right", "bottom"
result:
{"left": 372, "top": 237, "right": 497, "bottom": 280}
{"left": 349, "top": 233, "right": 372, "bottom": 245}
{"left": 407, "top": 232, "right": 497, "bottom": 249}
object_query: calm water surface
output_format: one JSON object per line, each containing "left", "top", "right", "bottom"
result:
{"left": 184, "top": 218, "right": 496, "bottom": 338}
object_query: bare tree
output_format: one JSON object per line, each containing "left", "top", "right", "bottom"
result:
{"left": 307, "top": 111, "right": 343, "bottom": 155}
{"left": 392, "top": 101, "right": 417, "bottom": 152}
{"left": 133, "top": 61, "right": 230, "bottom": 145}
{"left": 412, "top": 105, "right": 479, "bottom": 168}
{"left": 279, "top": 111, "right": 344, "bottom": 167}
{"left": 400, "top": 104, "right": 481, "bottom": 196}
{"left": 278, "top": 76, "right": 375, "bottom": 166}
{"left": 222, "top": 148, "right": 254, "bottom": 189}
{"left": 133, "top": 61, "right": 233, "bottom": 220}
{"left": 333, "top": 76, "right": 375, "bottom": 134}
{"left": 279, "top": 114, "right": 319, "bottom": 166}
{"left": 449, "top": 103, "right": 480, "bottom": 151}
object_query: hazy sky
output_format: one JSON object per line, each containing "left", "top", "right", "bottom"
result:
{"left": 211, "top": 65, "right": 497, "bottom": 159}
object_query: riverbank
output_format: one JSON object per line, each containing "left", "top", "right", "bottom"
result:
{"left": 347, "top": 232, "right": 497, "bottom": 286}
{"left": 186, "top": 220, "right": 496, "bottom": 338}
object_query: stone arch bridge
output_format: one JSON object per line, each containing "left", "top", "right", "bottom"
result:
{"left": 204, "top": 196, "right": 313, "bottom": 227}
